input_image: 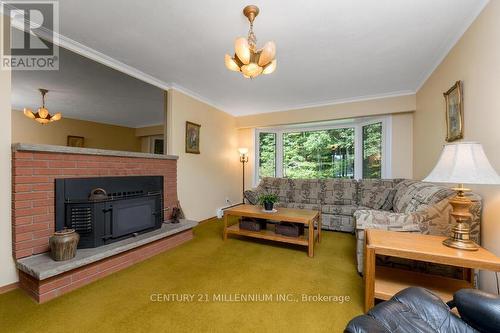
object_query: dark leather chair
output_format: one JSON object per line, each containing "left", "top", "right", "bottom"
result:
{"left": 345, "top": 287, "right": 500, "bottom": 333}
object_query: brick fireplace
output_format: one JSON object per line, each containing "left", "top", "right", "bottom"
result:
{"left": 11, "top": 143, "right": 195, "bottom": 303}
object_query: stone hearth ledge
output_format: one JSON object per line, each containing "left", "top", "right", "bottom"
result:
{"left": 12, "top": 143, "right": 179, "bottom": 160}
{"left": 17, "top": 220, "right": 198, "bottom": 280}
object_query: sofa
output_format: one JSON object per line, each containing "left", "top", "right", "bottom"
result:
{"left": 345, "top": 287, "right": 500, "bottom": 333}
{"left": 244, "top": 177, "right": 481, "bottom": 274}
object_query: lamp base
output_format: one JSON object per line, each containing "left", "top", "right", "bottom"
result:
{"left": 442, "top": 186, "right": 479, "bottom": 251}
{"left": 442, "top": 237, "right": 479, "bottom": 251}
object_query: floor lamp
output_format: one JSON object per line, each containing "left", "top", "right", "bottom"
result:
{"left": 238, "top": 148, "right": 249, "bottom": 204}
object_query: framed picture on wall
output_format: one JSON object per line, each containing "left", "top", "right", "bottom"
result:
{"left": 67, "top": 135, "right": 84, "bottom": 147}
{"left": 444, "top": 81, "right": 464, "bottom": 142}
{"left": 185, "top": 121, "right": 201, "bottom": 154}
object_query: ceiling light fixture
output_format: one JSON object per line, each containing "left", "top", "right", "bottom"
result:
{"left": 23, "top": 88, "right": 62, "bottom": 125}
{"left": 225, "top": 5, "right": 276, "bottom": 79}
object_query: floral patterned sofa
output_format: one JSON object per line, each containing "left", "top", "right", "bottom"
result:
{"left": 244, "top": 177, "right": 399, "bottom": 232}
{"left": 244, "top": 178, "right": 482, "bottom": 275}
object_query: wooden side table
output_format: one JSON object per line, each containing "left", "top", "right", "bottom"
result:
{"left": 364, "top": 229, "right": 500, "bottom": 312}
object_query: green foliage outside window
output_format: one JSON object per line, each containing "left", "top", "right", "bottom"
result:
{"left": 362, "top": 122, "right": 382, "bottom": 179}
{"left": 283, "top": 128, "right": 355, "bottom": 179}
{"left": 259, "top": 132, "right": 276, "bottom": 178}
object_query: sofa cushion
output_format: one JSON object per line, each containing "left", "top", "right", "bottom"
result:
{"left": 358, "top": 179, "right": 397, "bottom": 210}
{"left": 321, "top": 204, "right": 366, "bottom": 216}
{"left": 393, "top": 180, "right": 454, "bottom": 213}
{"left": 260, "top": 177, "right": 322, "bottom": 205}
{"left": 321, "top": 214, "right": 355, "bottom": 232}
{"left": 320, "top": 179, "right": 358, "bottom": 205}
{"left": 279, "top": 202, "right": 320, "bottom": 211}
{"left": 287, "top": 179, "right": 321, "bottom": 204}
{"left": 261, "top": 177, "right": 292, "bottom": 204}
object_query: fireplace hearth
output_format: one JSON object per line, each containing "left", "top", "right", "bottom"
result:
{"left": 55, "top": 176, "right": 164, "bottom": 248}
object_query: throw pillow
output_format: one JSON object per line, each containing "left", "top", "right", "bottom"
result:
{"left": 380, "top": 188, "right": 396, "bottom": 211}
{"left": 360, "top": 187, "right": 393, "bottom": 210}
{"left": 244, "top": 190, "right": 259, "bottom": 205}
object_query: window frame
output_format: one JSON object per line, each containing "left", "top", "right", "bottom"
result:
{"left": 254, "top": 116, "right": 391, "bottom": 186}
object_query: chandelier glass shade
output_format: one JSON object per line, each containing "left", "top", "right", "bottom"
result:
{"left": 225, "top": 5, "right": 276, "bottom": 79}
{"left": 23, "top": 88, "right": 62, "bottom": 125}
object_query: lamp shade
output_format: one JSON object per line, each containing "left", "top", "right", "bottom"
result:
{"left": 235, "top": 37, "right": 251, "bottom": 65}
{"left": 224, "top": 54, "right": 240, "bottom": 72}
{"left": 423, "top": 142, "right": 500, "bottom": 185}
{"left": 238, "top": 147, "right": 249, "bottom": 156}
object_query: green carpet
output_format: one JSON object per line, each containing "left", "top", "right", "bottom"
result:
{"left": 0, "top": 220, "right": 363, "bottom": 332}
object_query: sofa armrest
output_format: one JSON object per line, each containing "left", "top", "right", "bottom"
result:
{"left": 244, "top": 185, "right": 265, "bottom": 205}
{"left": 354, "top": 209, "right": 422, "bottom": 232}
{"left": 453, "top": 288, "right": 500, "bottom": 332}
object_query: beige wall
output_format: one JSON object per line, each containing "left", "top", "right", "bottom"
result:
{"left": 167, "top": 89, "right": 241, "bottom": 221}
{"left": 391, "top": 112, "right": 413, "bottom": 178}
{"left": 12, "top": 110, "right": 142, "bottom": 152}
{"left": 414, "top": 1, "right": 500, "bottom": 292}
{"left": 1, "top": 69, "right": 17, "bottom": 287}
{"left": 135, "top": 125, "right": 163, "bottom": 137}
{"left": 236, "top": 94, "right": 416, "bottom": 128}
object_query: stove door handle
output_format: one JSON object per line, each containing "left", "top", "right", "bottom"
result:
{"left": 102, "top": 207, "right": 114, "bottom": 240}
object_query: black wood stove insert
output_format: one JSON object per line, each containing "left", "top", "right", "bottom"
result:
{"left": 55, "top": 176, "right": 163, "bottom": 249}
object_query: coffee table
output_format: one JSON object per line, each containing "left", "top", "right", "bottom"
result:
{"left": 223, "top": 204, "right": 321, "bottom": 257}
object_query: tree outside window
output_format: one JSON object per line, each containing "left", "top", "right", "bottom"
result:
{"left": 283, "top": 128, "right": 354, "bottom": 179}
{"left": 362, "top": 122, "right": 382, "bottom": 179}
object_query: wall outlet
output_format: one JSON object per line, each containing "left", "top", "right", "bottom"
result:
{"left": 216, "top": 208, "right": 224, "bottom": 219}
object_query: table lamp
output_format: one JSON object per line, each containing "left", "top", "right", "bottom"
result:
{"left": 424, "top": 142, "right": 500, "bottom": 250}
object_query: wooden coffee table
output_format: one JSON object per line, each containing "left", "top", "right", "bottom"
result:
{"left": 223, "top": 204, "right": 321, "bottom": 257}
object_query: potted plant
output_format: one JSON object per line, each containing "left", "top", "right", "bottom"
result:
{"left": 258, "top": 193, "right": 278, "bottom": 211}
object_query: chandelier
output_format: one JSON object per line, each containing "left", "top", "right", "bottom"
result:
{"left": 225, "top": 5, "right": 276, "bottom": 79}
{"left": 23, "top": 88, "right": 62, "bottom": 125}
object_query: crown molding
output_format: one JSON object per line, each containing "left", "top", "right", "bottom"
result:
{"left": 414, "top": 0, "right": 489, "bottom": 92}
{"left": 168, "top": 83, "right": 231, "bottom": 114}
{"left": 235, "top": 90, "right": 416, "bottom": 117}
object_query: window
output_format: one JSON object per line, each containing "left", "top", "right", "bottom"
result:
{"left": 258, "top": 132, "right": 276, "bottom": 177}
{"left": 362, "top": 122, "right": 382, "bottom": 179}
{"left": 255, "top": 117, "right": 389, "bottom": 183}
{"left": 149, "top": 135, "right": 164, "bottom": 155}
{"left": 283, "top": 128, "right": 354, "bottom": 179}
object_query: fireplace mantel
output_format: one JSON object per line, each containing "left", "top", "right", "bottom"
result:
{"left": 12, "top": 143, "right": 178, "bottom": 160}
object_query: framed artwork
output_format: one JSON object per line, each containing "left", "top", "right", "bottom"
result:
{"left": 444, "top": 81, "right": 464, "bottom": 142}
{"left": 185, "top": 121, "right": 201, "bottom": 154}
{"left": 67, "top": 135, "right": 84, "bottom": 147}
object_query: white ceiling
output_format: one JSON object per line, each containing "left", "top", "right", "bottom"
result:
{"left": 12, "top": 47, "right": 165, "bottom": 127}
{"left": 16, "top": 0, "right": 490, "bottom": 120}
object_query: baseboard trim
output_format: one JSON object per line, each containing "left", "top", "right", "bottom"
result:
{"left": 199, "top": 216, "right": 218, "bottom": 224}
{"left": 0, "top": 282, "right": 19, "bottom": 294}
